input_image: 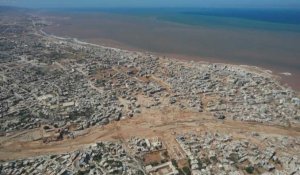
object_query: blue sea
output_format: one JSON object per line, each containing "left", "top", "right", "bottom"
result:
{"left": 43, "top": 7, "right": 300, "bottom": 89}
{"left": 49, "top": 7, "right": 300, "bottom": 31}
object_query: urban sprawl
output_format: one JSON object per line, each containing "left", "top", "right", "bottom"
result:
{"left": 0, "top": 12, "right": 300, "bottom": 175}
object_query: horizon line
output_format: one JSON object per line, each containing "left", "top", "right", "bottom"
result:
{"left": 1, "top": 5, "right": 300, "bottom": 10}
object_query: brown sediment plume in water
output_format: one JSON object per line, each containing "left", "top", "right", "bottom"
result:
{"left": 42, "top": 11, "right": 300, "bottom": 91}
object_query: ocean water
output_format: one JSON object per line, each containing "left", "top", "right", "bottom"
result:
{"left": 54, "top": 8, "right": 300, "bottom": 31}
{"left": 42, "top": 8, "right": 300, "bottom": 89}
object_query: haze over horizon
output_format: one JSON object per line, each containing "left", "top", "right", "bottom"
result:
{"left": 0, "top": 0, "right": 300, "bottom": 9}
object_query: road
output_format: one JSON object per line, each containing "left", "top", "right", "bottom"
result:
{"left": 1, "top": 107, "right": 300, "bottom": 161}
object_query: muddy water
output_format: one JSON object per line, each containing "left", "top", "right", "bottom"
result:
{"left": 42, "top": 11, "right": 300, "bottom": 91}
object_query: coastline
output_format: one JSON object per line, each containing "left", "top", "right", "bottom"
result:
{"left": 40, "top": 10, "right": 300, "bottom": 91}
{"left": 89, "top": 39, "right": 300, "bottom": 92}
{"left": 2, "top": 12, "right": 300, "bottom": 173}
{"left": 42, "top": 26, "right": 300, "bottom": 94}
{"left": 40, "top": 28, "right": 299, "bottom": 94}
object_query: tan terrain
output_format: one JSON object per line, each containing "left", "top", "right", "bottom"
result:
{"left": 1, "top": 103, "right": 300, "bottom": 161}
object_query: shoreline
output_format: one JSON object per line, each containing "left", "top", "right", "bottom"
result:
{"left": 40, "top": 10, "right": 300, "bottom": 91}
{"left": 41, "top": 28, "right": 299, "bottom": 94}
{"left": 2, "top": 13, "right": 300, "bottom": 173}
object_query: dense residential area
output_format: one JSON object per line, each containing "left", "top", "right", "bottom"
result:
{"left": 0, "top": 9, "right": 299, "bottom": 175}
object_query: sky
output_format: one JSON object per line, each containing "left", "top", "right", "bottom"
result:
{"left": 0, "top": 0, "right": 300, "bottom": 9}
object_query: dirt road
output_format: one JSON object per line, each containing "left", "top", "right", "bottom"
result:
{"left": 1, "top": 107, "right": 300, "bottom": 161}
